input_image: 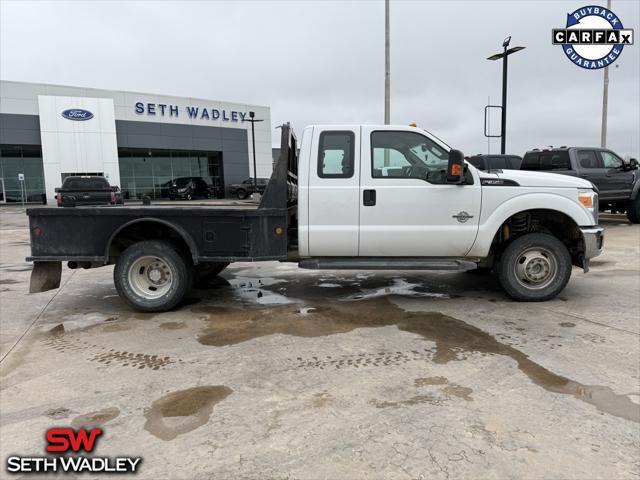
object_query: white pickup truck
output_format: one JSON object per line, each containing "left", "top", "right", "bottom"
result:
{"left": 27, "top": 123, "right": 604, "bottom": 311}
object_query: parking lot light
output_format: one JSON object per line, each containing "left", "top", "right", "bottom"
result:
{"left": 487, "top": 36, "right": 526, "bottom": 154}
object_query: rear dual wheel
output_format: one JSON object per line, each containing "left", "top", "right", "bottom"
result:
{"left": 114, "top": 240, "right": 193, "bottom": 312}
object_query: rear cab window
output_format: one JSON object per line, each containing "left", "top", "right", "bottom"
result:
{"left": 522, "top": 151, "right": 571, "bottom": 171}
{"left": 318, "top": 131, "right": 355, "bottom": 178}
{"left": 63, "top": 177, "right": 110, "bottom": 189}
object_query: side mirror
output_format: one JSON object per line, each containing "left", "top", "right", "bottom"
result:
{"left": 630, "top": 158, "right": 638, "bottom": 170}
{"left": 447, "top": 149, "right": 465, "bottom": 184}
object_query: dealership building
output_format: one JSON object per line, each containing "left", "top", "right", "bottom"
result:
{"left": 0, "top": 80, "right": 272, "bottom": 203}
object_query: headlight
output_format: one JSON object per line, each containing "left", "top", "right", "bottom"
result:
{"left": 578, "top": 189, "right": 598, "bottom": 225}
{"left": 178, "top": 187, "right": 187, "bottom": 193}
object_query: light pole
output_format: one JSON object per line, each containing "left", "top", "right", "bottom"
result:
{"left": 487, "top": 36, "right": 525, "bottom": 154}
{"left": 384, "top": 0, "right": 390, "bottom": 125}
{"left": 601, "top": 0, "right": 611, "bottom": 147}
{"left": 245, "top": 111, "right": 263, "bottom": 197}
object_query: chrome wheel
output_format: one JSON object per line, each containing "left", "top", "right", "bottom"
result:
{"left": 513, "top": 247, "right": 557, "bottom": 290}
{"left": 127, "top": 256, "right": 173, "bottom": 300}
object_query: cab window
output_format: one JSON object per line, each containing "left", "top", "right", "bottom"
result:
{"left": 371, "top": 130, "right": 449, "bottom": 184}
{"left": 318, "top": 131, "right": 354, "bottom": 178}
{"left": 578, "top": 150, "right": 602, "bottom": 169}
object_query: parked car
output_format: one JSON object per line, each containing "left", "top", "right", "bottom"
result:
{"left": 228, "top": 178, "right": 269, "bottom": 199}
{"left": 55, "top": 176, "right": 119, "bottom": 207}
{"left": 466, "top": 154, "right": 522, "bottom": 171}
{"left": 168, "top": 177, "right": 215, "bottom": 200}
{"left": 521, "top": 147, "right": 639, "bottom": 223}
{"left": 28, "top": 123, "right": 604, "bottom": 312}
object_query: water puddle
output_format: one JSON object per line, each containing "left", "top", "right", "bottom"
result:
{"left": 144, "top": 386, "right": 233, "bottom": 440}
{"left": 71, "top": 407, "right": 120, "bottom": 429}
{"left": 195, "top": 298, "right": 639, "bottom": 423}
{"left": 159, "top": 321, "right": 186, "bottom": 330}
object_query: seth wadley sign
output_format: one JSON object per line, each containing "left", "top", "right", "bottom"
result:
{"left": 135, "top": 102, "right": 248, "bottom": 122}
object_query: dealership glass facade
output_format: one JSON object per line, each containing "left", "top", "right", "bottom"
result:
{"left": 117, "top": 148, "right": 224, "bottom": 200}
{"left": 0, "top": 145, "right": 46, "bottom": 203}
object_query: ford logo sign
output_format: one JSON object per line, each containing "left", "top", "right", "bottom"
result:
{"left": 61, "top": 109, "right": 94, "bottom": 121}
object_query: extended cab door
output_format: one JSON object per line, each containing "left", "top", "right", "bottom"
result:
{"left": 307, "top": 127, "right": 360, "bottom": 256}
{"left": 358, "top": 127, "right": 481, "bottom": 257}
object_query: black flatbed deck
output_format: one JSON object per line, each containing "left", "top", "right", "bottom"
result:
{"left": 27, "top": 124, "right": 299, "bottom": 265}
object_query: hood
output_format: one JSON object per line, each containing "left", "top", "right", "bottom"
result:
{"left": 481, "top": 169, "right": 594, "bottom": 189}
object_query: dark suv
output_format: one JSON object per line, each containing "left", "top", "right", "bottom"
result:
{"left": 467, "top": 154, "right": 522, "bottom": 171}
{"left": 168, "top": 177, "right": 215, "bottom": 200}
{"left": 521, "top": 147, "right": 640, "bottom": 223}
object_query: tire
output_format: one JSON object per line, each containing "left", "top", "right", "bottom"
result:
{"left": 626, "top": 197, "right": 640, "bottom": 224}
{"left": 114, "top": 240, "right": 193, "bottom": 312}
{"left": 496, "top": 233, "right": 572, "bottom": 301}
{"left": 236, "top": 189, "right": 248, "bottom": 200}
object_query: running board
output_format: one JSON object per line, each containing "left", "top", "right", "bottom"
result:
{"left": 298, "top": 257, "right": 477, "bottom": 271}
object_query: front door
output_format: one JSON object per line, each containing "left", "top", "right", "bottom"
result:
{"left": 599, "top": 150, "right": 636, "bottom": 199}
{"left": 358, "top": 127, "right": 481, "bottom": 257}
{"left": 576, "top": 150, "right": 608, "bottom": 197}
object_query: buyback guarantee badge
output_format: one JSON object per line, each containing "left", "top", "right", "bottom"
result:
{"left": 553, "top": 5, "right": 634, "bottom": 69}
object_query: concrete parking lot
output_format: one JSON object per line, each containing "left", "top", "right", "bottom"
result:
{"left": 1, "top": 206, "right": 639, "bottom": 479}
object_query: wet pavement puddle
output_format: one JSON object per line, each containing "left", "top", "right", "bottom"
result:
{"left": 144, "top": 386, "right": 233, "bottom": 440}
{"left": 71, "top": 407, "right": 120, "bottom": 429}
{"left": 194, "top": 297, "right": 639, "bottom": 423}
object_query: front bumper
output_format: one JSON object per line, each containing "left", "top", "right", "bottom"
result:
{"left": 580, "top": 226, "right": 604, "bottom": 272}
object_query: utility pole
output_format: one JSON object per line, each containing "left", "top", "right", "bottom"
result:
{"left": 601, "top": 0, "right": 611, "bottom": 147}
{"left": 384, "top": 0, "right": 390, "bottom": 125}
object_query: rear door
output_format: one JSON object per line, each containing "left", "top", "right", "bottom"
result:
{"left": 358, "top": 127, "right": 481, "bottom": 257}
{"left": 599, "top": 150, "right": 636, "bottom": 199}
{"left": 307, "top": 127, "right": 360, "bottom": 256}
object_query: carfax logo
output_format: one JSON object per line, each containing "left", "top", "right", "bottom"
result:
{"left": 552, "top": 5, "right": 634, "bottom": 69}
{"left": 6, "top": 427, "right": 142, "bottom": 475}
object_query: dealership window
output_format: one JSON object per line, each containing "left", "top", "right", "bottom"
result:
{"left": 0, "top": 145, "right": 46, "bottom": 203}
{"left": 117, "top": 148, "right": 224, "bottom": 200}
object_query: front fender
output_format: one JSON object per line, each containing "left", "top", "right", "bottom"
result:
{"left": 468, "top": 192, "right": 593, "bottom": 257}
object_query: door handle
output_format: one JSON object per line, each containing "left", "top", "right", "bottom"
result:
{"left": 363, "top": 189, "right": 376, "bottom": 206}
{"left": 580, "top": 173, "right": 590, "bottom": 178}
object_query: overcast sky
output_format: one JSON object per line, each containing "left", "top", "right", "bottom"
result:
{"left": 1, "top": 0, "right": 639, "bottom": 158}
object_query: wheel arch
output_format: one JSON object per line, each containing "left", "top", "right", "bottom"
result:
{"left": 469, "top": 193, "right": 592, "bottom": 258}
{"left": 105, "top": 218, "right": 199, "bottom": 265}
{"left": 472, "top": 208, "right": 584, "bottom": 268}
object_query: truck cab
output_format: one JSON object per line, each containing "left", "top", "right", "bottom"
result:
{"left": 299, "top": 125, "right": 480, "bottom": 258}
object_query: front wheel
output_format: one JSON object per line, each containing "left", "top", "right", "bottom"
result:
{"left": 627, "top": 197, "right": 640, "bottom": 224}
{"left": 236, "top": 189, "right": 248, "bottom": 200}
{"left": 114, "top": 240, "right": 193, "bottom": 312}
{"left": 496, "top": 233, "right": 572, "bottom": 301}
